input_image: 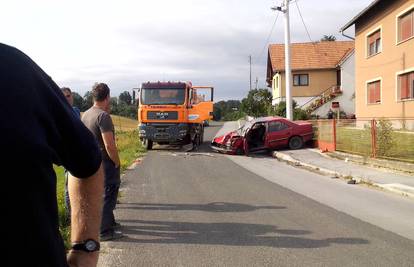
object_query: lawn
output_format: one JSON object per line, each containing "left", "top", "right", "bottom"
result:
{"left": 336, "top": 127, "right": 414, "bottom": 163}
{"left": 55, "top": 116, "right": 144, "bottom": 248}
{"left": 111, "top": 114, "right": 139, "bottom": 132}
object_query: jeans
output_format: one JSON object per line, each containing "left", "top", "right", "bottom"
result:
{"left": 101, "top": 159, "right": 121, "bottom": 234}
{"left": 101, "top": 184, "right": 120, "bottom": 234}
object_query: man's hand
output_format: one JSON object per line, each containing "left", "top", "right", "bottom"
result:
{"left": 102, "top": 131, "right": 121, "bottom": 167}
{"left": 67, "top": 250, "right": 98, "bottom": 267}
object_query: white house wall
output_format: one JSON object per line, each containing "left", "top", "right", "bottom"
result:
{"left": 314, "top": 53, "right": 356, "bottom": 118}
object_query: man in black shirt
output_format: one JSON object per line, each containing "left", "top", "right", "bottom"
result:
{"left": 0, "top": 43, "right": 104, "bottom": 267}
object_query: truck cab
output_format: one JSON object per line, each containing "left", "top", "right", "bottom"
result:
{"left": 138, "top": 81, "right": 213, "bottom": 149}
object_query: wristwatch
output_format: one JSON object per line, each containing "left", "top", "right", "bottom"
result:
{"left": 71, "top": 239, "right": 100, "bottom": 252}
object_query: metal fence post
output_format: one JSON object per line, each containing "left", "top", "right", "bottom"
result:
{"left": 371, "top": 119, "right": 377, "bottom": 158}
{"left": 333, "top": 119, "right": 337, "bottom": 151}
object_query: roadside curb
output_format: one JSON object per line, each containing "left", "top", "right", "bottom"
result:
{"left": 323, "top": 150, "right": 414, "bottom": 175}
{"left": 272, "top": 151, "right": 414, "bottom": 199}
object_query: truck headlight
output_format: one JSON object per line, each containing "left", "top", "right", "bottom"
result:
{"left": 188, "top": 114, "right": 200, "bottom": 121}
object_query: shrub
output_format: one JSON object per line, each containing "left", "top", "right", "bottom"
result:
{"left": 376, "top": 119, "right": 395, "bottom": 157}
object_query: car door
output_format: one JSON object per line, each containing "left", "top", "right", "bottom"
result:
{"left": 265, "top": 120, "right": 292, "bottom": 149}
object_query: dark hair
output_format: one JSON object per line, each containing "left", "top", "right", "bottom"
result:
{"left": 61, "top": 87, "right": 72, "bottom": 94}
{"left": 92, "top": 83, "right": 110, "bottom": 102}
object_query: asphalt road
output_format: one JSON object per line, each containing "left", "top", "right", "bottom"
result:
{"left": 99, "top": 122, "right": 414, "bottom": 267}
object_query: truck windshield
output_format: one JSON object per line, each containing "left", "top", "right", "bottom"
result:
{"left": 141, "top": 88, "right": 185, "bottom": 105}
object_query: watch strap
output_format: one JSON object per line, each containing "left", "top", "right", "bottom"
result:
{"left": 71, "top": 239, "right": 100, "bottom": 252}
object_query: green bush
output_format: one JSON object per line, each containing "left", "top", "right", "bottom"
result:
{"left": 223, "top": 111, "right": 246, "bottom": 121}
{"left": 376, "top": 119, "right": 395, "bottom": 157}
{"left": 268, "top": 101, "right": 309, "bottom": 120}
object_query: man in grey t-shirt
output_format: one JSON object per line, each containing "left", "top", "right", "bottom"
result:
{"left": 82, "top": 83, "right": 122, "bottom": 241}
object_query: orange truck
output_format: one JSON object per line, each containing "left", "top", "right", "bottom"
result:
{"left": 138, "top": 81, "right": 214, "bottom": 150}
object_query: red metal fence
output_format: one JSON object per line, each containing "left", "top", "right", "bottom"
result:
{"left": 311, "top": 118, "right": 414, "bottom": 163}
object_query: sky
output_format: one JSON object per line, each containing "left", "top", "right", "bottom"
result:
{"left": 1, "top": 0, "right": 373, "bottom": 101}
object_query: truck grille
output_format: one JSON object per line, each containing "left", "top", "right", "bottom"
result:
{"left": 147, "top": 111, "right": 178, "bottom": 120}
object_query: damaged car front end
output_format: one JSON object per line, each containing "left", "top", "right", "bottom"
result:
{"left": 211, "top": 129, "right": 245, "bottom": 155}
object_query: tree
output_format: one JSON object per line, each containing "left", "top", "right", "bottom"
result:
{"left": 82, "top": 91, "right": 93, "bottom": 111}
{"left": 110, "top": 97, "right": 119, "bottom": 114}
{"left": 213, "top": 100, "right": 242, "bottom": 121}
{"left": 240, "top": 89, "right": 272, "bottom": 118}
{"left": 269, "top": 100, "right": 309, "bottom": 120}
{"left": 72, "top": 92, "right": 84, "bottom": 110}
{"left": 321, "top": 35, "right": 336, "bottom": 41}
{"left": 213, "top": 105, "right": 223, "bottom": 121}
{"left": 119, "top": 91, "right": 132, "bottom": 105}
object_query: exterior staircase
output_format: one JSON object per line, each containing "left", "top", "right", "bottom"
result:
{"left": 300, "top": 85, "right": 342, "bottom": 114}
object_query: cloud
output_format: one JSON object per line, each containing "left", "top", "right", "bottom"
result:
{"left": 1, "top": 0, "right": 372, "bottom": 101}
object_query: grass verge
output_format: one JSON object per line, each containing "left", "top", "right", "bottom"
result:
{"left": 55, "top": 129, "right": 145, "bottom": 249}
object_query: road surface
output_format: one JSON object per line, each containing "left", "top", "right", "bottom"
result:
{"left": 99, "top": 122, "right": 414, "bottom": 267}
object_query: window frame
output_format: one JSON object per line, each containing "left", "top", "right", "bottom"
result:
{"left": 365, "top": 26, "right": 382, "bottom": 58}
{"left": 268, "top": 121, "right": 289, "bottom": 133}
{"left": 365, "top": 78, "right": 382, "bottom": 105}
{"left": 293, "top": 74, "right": 309, "bottom": 86}
{"left": 396, "top": 68, "right": 414, "bottom": 102}
{"left": 396, "top": 5, "right": 414, "bottom": 45}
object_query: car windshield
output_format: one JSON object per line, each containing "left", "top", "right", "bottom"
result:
{"left": 237, "top": 121, "right": 253, "bottom": 135}
{"left": 141, "top": 88, "right": 185, "bottom": 105}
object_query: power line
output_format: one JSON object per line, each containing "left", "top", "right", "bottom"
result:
{"left": 257, "top": 8, "right": 280, "bottom": 62}
{"left": 294, "top": 0, "right": 314, "bottom": 43}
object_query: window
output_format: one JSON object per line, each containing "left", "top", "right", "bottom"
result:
{"left": 367, "top": 80, "right": 381, "bottom": 104}
{"left": 367, "top": 30, "right": 381, "bottom": 56}
{"left": 141, "top": 88, "right": 185, "bottom": 105}
{"left": 268, "top": 121, "right": 289, "bottom": 132}
{"left": 398, "top": 9, "right": 414, "bottom": 43}
{"left": 398, "top": 71, "right": 414, "bottom": 101}
{"left": 293, "top": 74, "right": 309, "bottom": 86}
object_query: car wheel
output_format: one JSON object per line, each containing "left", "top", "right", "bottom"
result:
{"left": 289, "top": 136, "right": 303, "bottom": 150}
{"left": 236, "top": 147, "right": 244, "bottom": 155}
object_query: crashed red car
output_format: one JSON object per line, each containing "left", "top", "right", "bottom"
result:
{"left": 211, "top": 116, "right": 313, "bottom": 155}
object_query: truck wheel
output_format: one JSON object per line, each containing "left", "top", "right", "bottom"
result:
{"left": 289, "top": 136, "right": 303, "bottom": 150}
{"left": 147, "top": 140, "right": 153, "bottom": 150}
{"left": 143, "top": 139, "right": 153, "bottom": 150}
{"left": 200, "top": 130, "right": 204, "bottom": 145}
{"left": 194, "top": 135, "right": 199, "bottom": 146}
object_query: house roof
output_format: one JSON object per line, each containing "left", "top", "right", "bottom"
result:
{"left": 340, "top": 0, "right": 381, "bottom": 32}
{"left": 337, "top": 48, "right": 355, "bottom": 67}
{"left": 268, "top": 41, "right": 354, "bottom": 72}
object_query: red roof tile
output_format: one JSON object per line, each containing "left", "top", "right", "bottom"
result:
{"left": 268, "top": 41, "right": 354, "bottom": 71}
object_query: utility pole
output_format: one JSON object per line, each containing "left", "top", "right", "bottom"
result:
{"left": 249, "top": 55, "right": 252, "bottom": 90}
{"left": 272, "top": 0, "right": 293, "bottom": 120}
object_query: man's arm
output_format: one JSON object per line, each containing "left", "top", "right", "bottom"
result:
{"left": 67, "top": 164, "right": 104, "bottom": 267}
{"left": 102, "top": 132, "right": 121, "bottom": 168}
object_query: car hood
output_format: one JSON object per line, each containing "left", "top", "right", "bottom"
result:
{"left": 212, "top": 130, "right": 242, "bottom": 145}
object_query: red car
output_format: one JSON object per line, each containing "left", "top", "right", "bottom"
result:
{"left": 211, "top": 116, "right": 313, "bottom": 155}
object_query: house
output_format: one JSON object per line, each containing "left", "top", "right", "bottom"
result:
{"left": 314, "top": 49, "right": 356, "bottom": 118}
{"left": 340, "top": 0, "right": 414, "bottom": 121}
{"left": 266, "top": 41, "right": 355, "bottom": 117}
